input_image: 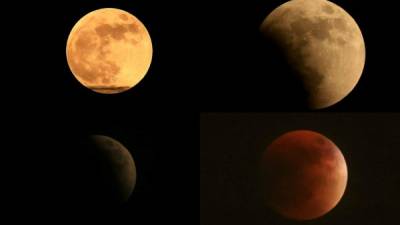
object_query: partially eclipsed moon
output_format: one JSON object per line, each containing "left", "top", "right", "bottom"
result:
{"left": 260, "top": 0, "right": 365, "bottom": 109}
{"left": 89, "top": 135, "right": 137, "bottom": 204}
{"left": 66, "top": 8, "right": 153, "bottom": 94}
{"left": 261, "top": 130, "right": 347, "bottom": 220}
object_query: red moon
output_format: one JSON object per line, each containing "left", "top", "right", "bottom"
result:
{"left": 260, "top": 130, "right": 347, "bottom": 220}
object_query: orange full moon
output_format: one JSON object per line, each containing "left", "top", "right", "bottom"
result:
{"left": 260, "top": 130, "right": 347, "bottom": 220}
{"left": 66, "top": 8, "right": 153, "bottom": 94}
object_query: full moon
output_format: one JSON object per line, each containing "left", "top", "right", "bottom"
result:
{"left": 260, "top": 130, "right": 347, "bottom": 220}
{"left": 260, "top": 0, "right": 365, "bottom": 109}
{"left": 66, "top": 8, "right": 153, "bottom": 94}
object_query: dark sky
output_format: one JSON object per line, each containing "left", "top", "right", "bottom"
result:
{"left": 201, "top": 113, "right": 400, "bottom": 225}
{"left": 2, "top": 0, "right": 196, "bottom": 220}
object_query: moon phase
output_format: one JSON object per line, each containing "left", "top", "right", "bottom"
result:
{"left": 66, "top": 8, "right": 153, "bottom": 94}
{"left": 78, "top": 135, "right": 137, "bottom": 205}
{"left": 260, "top": 130, "right": 347, "bottom": 220}
{"left": 260, "top": 0, "right": 365, "bottom": 109}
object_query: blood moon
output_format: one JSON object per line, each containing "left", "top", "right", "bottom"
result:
{"left": 260, "top": 130, "right": 347, "bottom": 220}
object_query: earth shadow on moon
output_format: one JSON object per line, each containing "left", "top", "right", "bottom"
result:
{"left": 53, "top": 135, "right": 137, "bottom": 208}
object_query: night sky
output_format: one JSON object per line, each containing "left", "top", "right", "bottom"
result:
{"left": 2, "top": 0, "right": 196, "bottom": 219}
{"left": 201, "top": 113, "right": 400, "bottom": 225}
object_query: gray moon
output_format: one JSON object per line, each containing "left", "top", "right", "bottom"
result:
{"left": 89, "top": 135, "right": 137, "bottom": 204}
{"left": 260, "top": 130, "right": 347, "bottom": 220}
{"left": 260, "top": 0, "right": 365, "bottom": 109}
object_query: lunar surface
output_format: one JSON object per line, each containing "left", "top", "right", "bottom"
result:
{"left": 260, "top": 0, "right": 365, "bottom": 109}
{"left": 85, "top": 135, "right": 137, "bottom": 204}
{"left": 260, "top": 130, "right": 347, "bottom": 220}
{"left": 66, "top": 8, "right": 153, "bottom": 94}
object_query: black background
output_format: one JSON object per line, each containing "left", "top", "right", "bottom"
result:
{"left": 1, "top": 0, "right": 197, "bottom": 220}
{"left": 201, "top": 113, "right": 400, "bottom": 225}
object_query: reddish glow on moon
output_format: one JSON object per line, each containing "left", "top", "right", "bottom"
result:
{"left": 261, "top": 130, "right": 347, "bottom": 220}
